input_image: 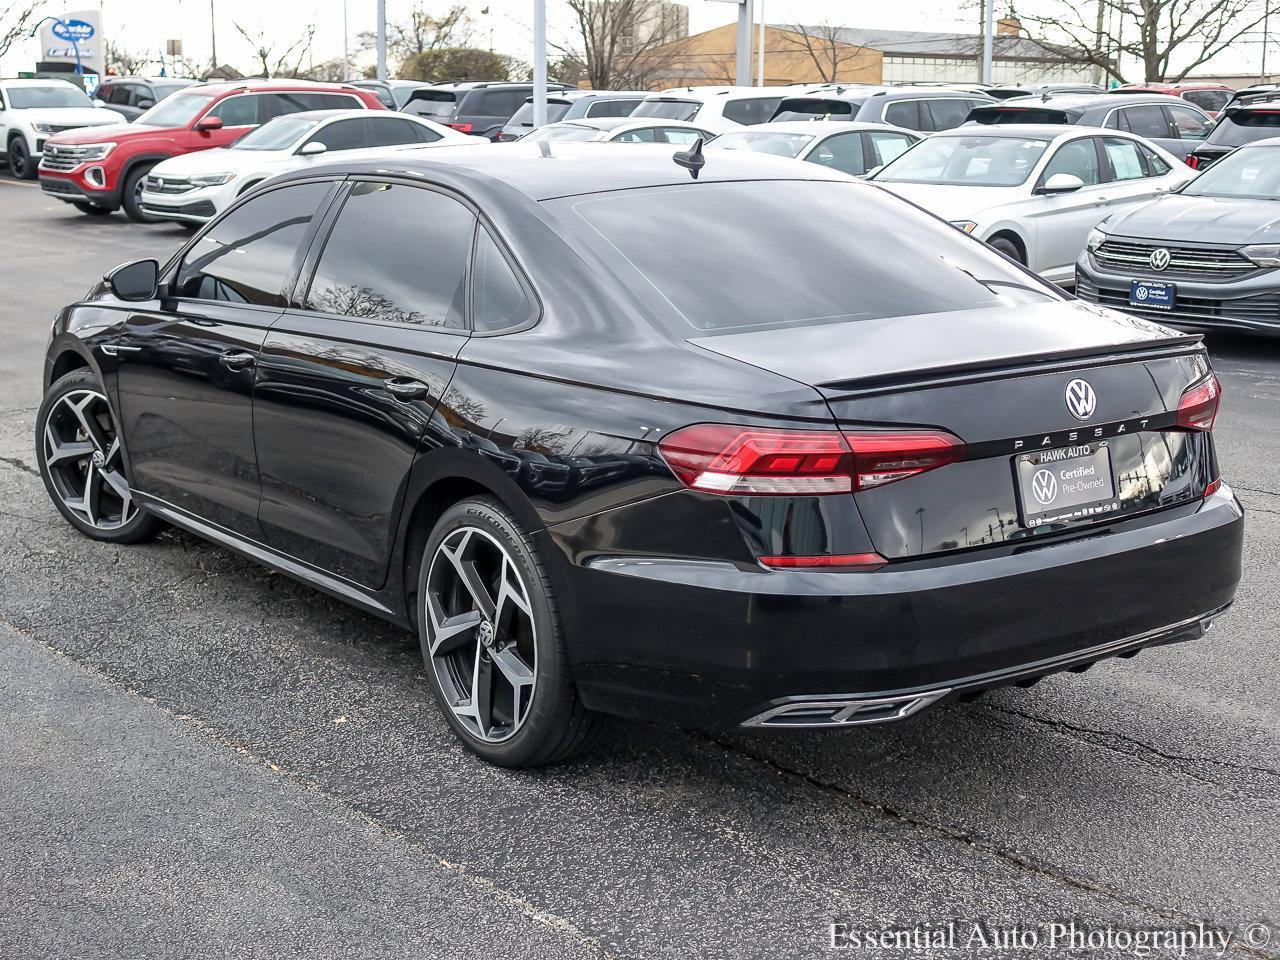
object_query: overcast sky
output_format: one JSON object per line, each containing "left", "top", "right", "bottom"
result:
{"left": 0, "top": 0, "right": 1268, "bottom": 79}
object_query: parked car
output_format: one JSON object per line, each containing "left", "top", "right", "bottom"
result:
{"left": 771, "top": 86, "right": 994, "bottom": 133}
{"left": 1186, "top": 95, "right": 1280, "bottom": 170}
{"left": 497, "top": 90, "right": 648, "bottom": 141}
{"left": 870, "top": 125, "right": 1192, "bottom": 284}
{"left": 37, "top": 143, "right": 1240, "bottom": 767}
{"left": 0, "top": 78, "right": 118, "bottom": 179}
{"left": 348, "top": 78, "right": 442, "bottom": 111}
{"left": 402, "top": 82, "right": 577, "bottom": 140}
{"left": 706, "top": 120, "right": 920, "bottom": 176}
{"left": 138, "top": 109, "right": 473, "bottom": 225}
{"left": 37, "top": 79, "right": 384, "bottom": 221}
{"left": 1076, "top": 138, "right": 1280, "bottom": 333}
{"left": 1109, "top": 82, "right": 1234, "bottom": 118}
{"left": 92, "top": 77, "right": 198, "bottom": 121}
{"left": 518, "top": 117, "right": 714, "bottom": 145}
{"left": 631, "top": 86, "right": 785, "bottom": 132}
{"left": 966, "top": 93, "right": 1214, "bottom": 161}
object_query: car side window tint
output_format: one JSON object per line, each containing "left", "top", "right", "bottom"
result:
{"left": 1102, "top": 137, "right": 1150, "bottom": 180}
{"left": 586, "top": 98, "right": 641, "bottom": 118}
{"left": 368, "top": 117, "right": 438, "bottom": 145}
{"left": 1137, "top": 142, "right": 1171, "bottom": 175}
{"left": 924, "top": 98, "right": 971, "bottom": 131}
{"left": 472, "top": 229, "right": 534, "bottom": 333}
{"left": 660, "top": 127, "right": 703, "bottom": 145}
{"left": 209, "top": 94, "right": 259, "bottom": 126}
{"left": 1041, "top": 139, "right": 1102, "bottom": 186}
{"left": 1168, "top": 105, "right": 1213, "bottom": 140}
{"left": 866, "top": 131, "right": 915, "bottom": 166}
{"left": 807, "top": 133, "right": 866, "bottom": 175}
{"left": 306, "top": 182, "right": 475, "bottom": 328}
{"left": 309, "top": 118, "right": 367, "bottom": 151}
{"left": 1120, "top": 105, "right": 1170, "bottom": 139}
{"left": 614, "top": 127, "right": 657, "bottom": 142}
{"left": 884, "top": 100, "right": 921, "bottom": 130}
{"left": 478, "top": 90, "right": 522, "bottom": 116}
{"left": 722, "top": 98, "right": 781, "bottom": 125}
{"left": 175, "top": 182, "right": 331, "bottom": 306}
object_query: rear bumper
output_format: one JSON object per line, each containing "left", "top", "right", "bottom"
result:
{"left": 549, "top": 485, "right": 1244, "bottom": 729}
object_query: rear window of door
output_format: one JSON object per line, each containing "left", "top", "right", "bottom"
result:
{"left": 883, "top": 100, "right": 922, "bottom": 130}
{"left": 1101, "top": 137, "right": 1151, "bottom": 180}
{"left": 585, "top": 98, "right": 641, "bottom": 118}
{"left": 368, "top": 116, "right": 440, "bottom": 145}
{"left": 658, "top": 127, "right": 704, "bottom": 145}
{"left": 865, "top": 130, "right": 916, "bottom": 166}
{"left": 208, "top": 94, "right": 261, "bottom": 127}
{"left": 924, "top": 98, "right": 973, "bottom": 131}
{"left": 613, "top": 126, "right": 658, "bottom": 142}
{"left": 175, "top": 182, "right": 332, "bottom": 306}
{"left": 806, "top": 133, "right": 867, "bottom": 175}
{"left": 1039, "top": 138, "right": 1102, "bottom": 186}
{"left": 308, "top": 118, "right": 367, "bottom": 151}
{"left": 722, "top": 97, "right": 782, "bottom": 125}
{"left": 305, "top": 182, "right": 475, "bottom": 329}
{"left": 471, "top": 229, "right": 535, "bottom": 333}
{"left": 1114, "top": 105, "right": 1171, "bottom": 139}
{"left": 1167, "top": 105, "right": 1213, "bottom": 140}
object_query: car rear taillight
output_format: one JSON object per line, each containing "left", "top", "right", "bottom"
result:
{"left": 448, "top": 122, "right": 473, "bottom": 133}
{"left": 657, "top": 424, "right": 964, "bottom": 496}
{"left": 1176, "top": 373, "right": 1221, "bottom": 431}
{"left": 1186, "top": 155, "right": 1200, "bottom": 169}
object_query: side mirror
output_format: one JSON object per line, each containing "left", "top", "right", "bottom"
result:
{"left": 1036, "top": 172, "right": 1085, "bottom": 195}
{"left": 297, "top": 140, "right": 327, "bottom": 156}
{"left": 105, "top": 259, "right": 159, "bottom": 302}
{"left": 194, "top": 116, "right": 224, "bottom": 133}
{"left": 137, "top": 98, "right": 155, "bottom": 109}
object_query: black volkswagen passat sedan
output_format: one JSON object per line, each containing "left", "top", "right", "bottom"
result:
{"left": 1077, "top": 139, "right": 1280, "bottom": 334}
{"left": 37, "top": 144, "right": 1242, "bottom": 767}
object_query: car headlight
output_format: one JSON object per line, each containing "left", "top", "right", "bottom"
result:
{"left": 189, "top": 173, "right": 234, "bottom": 187}
{"left": 47, "top": 141, "right": 116, "bottom": 161}
{"left": 1241, "top": 244, "right": 1280, "bottom": 268}
{"left": 951, "top": 220, "right": 978, "bottom": 235}
{"left": 1086, "top": 227, "right": 1107, "bottom": 252}
{"left": 34, "top": 122, "right": 57, "bottom": 134}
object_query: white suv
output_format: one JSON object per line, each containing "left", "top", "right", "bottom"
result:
{"left": 0, "top": 78, "right": 119, "bottom": 179}
{"left": 631, "top": 86, "right": 786, "bottom": 132}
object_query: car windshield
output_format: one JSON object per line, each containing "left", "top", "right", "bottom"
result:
{"left": 559, "top": 180, "right": 1055, "bottom": 334}
{"left": 875, "top": 135, "right": 1049, "bottom": 186}
{"left": 7, "top": 85, "right": 92, "bottom": 109}
{"left": 136, "top": 92, "right": 216, "bottom": 127}
{"left": 1182, "top": 145, "right": 1280, "bottom": 198}
{"left": 708, "top": 131, "right": 815, "bottom": 158}
{"left": 1206, "top": 110, "right": 1280, "bottom": 147}
{"left": 231, "top": 115, "right": 323, "bottom": 150}
{"left": 632, "top": 99, "right": 699, "bottom": 122}
{"left": 528, "top": 124, "right": 601, "bottom": 142}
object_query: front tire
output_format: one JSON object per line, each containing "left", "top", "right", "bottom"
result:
{"left": 988, "top": 236, "right": 1025, "bottom": 264}
{"left": 121, "top": 163, "right": 161, "bottom": 223}
{"left": 8, "top": 137, "right": 35, "bottom": 179}
{"left": 417, "top": 497, "right": 601, "bottom": 767}
{"left": 36, "top": 369, "right": 164, "bottom": 543}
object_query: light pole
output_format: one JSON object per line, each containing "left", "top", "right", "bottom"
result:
{"left": 757, "top": 0, "right": 765, "bottom": 86}
{"left": 981, "top": 0, "right": 994, "bottom": 84}
{"left": 376, "top": 0, "right": 387, "bottom": 80}
{"left": 209, "top": 0, "right": 217, "bottom": 70}
{"left": 342, "top": 0, "right": 349, "bottom": 81}
{"left": 533, "top": 0, "right": 547, "bottom": 127}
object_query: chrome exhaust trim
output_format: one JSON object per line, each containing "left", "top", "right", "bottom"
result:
{"left": 742, "top": 689, "right": 951, "bottom": 729}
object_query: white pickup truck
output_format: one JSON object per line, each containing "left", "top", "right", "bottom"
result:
{"left": 0, "top": 78, "right": 117, "bottom": 179}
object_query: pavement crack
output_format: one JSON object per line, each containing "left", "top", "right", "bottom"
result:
{"left": 701, "top": 733, "right": 1275, "bottom": 959}
{"left": 0, "top": 455, "right": 39, "bottom": 478}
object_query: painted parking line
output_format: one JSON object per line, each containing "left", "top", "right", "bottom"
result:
{"left": 0, "top": 177, "right": 39, "bottom": 188}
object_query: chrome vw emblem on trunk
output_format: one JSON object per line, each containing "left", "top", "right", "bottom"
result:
{"left": 1149, "top": 248, "right": 1171, "bottom": 271}
{"left": 1065, "top": 378, "right": 1097, "bottom": 420}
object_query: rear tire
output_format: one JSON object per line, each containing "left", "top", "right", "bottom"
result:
{"left": 121, "top": 163, "right": 161, "bottom": 223}
{"left": 8, "top": 137, "right": 35, "bottom": 179}
{"left": 988, "top": 236, "right": 1024, "bottom": 264}
{"left": 417, "top": 496, "right": 602, "bottom": 767}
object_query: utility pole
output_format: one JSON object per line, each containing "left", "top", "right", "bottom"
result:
{"left": 533, "top": 0, "right": 547, "bottom": 127}
{"left": 982, "top": 0, "right": 994, "bottom": 83}
{"left": 735, "top": 0, "right": 755, "bottom": 86}
{"left": 342, "top": 0, "right": 349, "bottom": 81}
{"left": 209, "top": 0, "right": 217, "bottom": 70}
{"left": 1093, "top": 0, "right": 1106, "bottom": 85}
{"left": 376, "top": 0, "right": 387, "bottom": 80}
{"left": 1263, "top": 4, "right": 1272, "bottom": 81}
{"left": 756, "top": 0, "right": 765, "bottom": 86}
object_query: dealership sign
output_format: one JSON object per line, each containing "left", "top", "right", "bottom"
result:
{"left": 39, "top": 10, "right": 104, "bottom": 77}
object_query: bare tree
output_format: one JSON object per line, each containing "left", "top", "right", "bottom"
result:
{"left": 233, "top": 21, "right": 316, "bottom": 79}
{"left": 0, "top": 1, "right": 41, "bottom": 61}
{"left": 357, "top": 3, "right": 471, "bottom": 69}
{"left": 1021, "top": 0, "right": 1270, "bottom": 83}
{"left": 104, "top": 40, "right": 155, "bottom": 77}
{"left": 777, "top": 23, "right": 871, "bottom": 82}
{"left": 556, "top": 0, "right": 691, "bottom": 90}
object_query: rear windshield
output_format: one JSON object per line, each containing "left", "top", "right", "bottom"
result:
{"left": 772, "top": 98, "right": 860, "bottom": 122}
{"left": 632, "top": 99, "right": 700, "bottom": 122}
{"left": 876, "top": 135, "right": 1049, "bottom": 186}
{"left": 1207, "top": 110, "right": 1280, "bottom": 147}
{"left": 969, "top": 106, "right": 1070, "bottom": 125}
{"left": 507, "top": 100, "right": 571, "bottom": 127}
{"left": 7, "top": 85, "right": 92, "bottom": 109}
{"left": 558, "top": 180, "right": 1054, "bottom": 334}
{"left": 404, "top": 91, "right": 457, "bottom": 118}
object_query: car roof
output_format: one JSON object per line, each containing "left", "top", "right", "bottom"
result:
{"left": 193, "top": 79, "right": 370, "bottom": 96}
{"left": 727, "top": 120, "right": 916, "bottom": 135}
{"left": 282, "top": 141, "right": 842, "bottom": 202}
{"left": 780, "top": 86, "right": 988, "bottom": 103}
{"left": 938, "top": 123, "right": 1090, "bottom": 140}
{"left": 641, "top": 86, "right": 783, "bottom": 102}
{"left": 0, "top": 77, "right": 85, "bottom": 87}
{"left": 996, "top": 93, "right": 1173, "bottom": 111}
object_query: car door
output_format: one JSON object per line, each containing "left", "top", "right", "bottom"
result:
{"left": 1166, "top": 104, "right": 1214, "bottom": 151}
{"left": 804, "top": 132, "right": 869, "bottom": 175}
{"left": 253, "top": 179, "right": 475, "bottom": 588}
{"left": 189, "top": 92, "right": 264, "bottom": 149}
{"left": 1025, "top": 136, "right": 1109, "bottom": 278}
{"left": 1097, "top": 135, "right": 1176, "bottom": 213}
{"left": 1111, "top": 104, "right": 1185, "bottom": 157}
{"left": 111, "top": 180, "right": 336, "bottom": 538}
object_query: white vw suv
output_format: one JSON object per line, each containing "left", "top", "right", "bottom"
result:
{"left": 0, "top": 79, "right": 118, "bottom": 179}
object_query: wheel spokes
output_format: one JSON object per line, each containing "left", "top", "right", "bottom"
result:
{"left": 44, "top": 390, "right": 136, "bottom": 530}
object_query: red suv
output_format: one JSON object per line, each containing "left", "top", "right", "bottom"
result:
{"left": 38, "top": 80, "right": 384, "bottom": 221}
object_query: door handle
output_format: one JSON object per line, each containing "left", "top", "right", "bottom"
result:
{"left": 219, "top": 350, "right": 256, "bottom": 371}
{"left": 384, "top": 378, "right": 429, "bottom": 401}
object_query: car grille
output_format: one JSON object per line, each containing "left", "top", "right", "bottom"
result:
{"left": 141, "top": 199, "right": 216, "bottom": 219}
{"left": 1093, "top": 239, "right": 1255, "bottom": 280}
{"left": 40, "top": 178, "right": 79, "bottom": 196}
{"left": 40, "top": 143, "right": 102, "bottom": 171}
{"left": 1077, "top": 276, "right": 1280, "bottom": 327}
{"left": 143, "top": 175, "right": 196, "bottom": 195}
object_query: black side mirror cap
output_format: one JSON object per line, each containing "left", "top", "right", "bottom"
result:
{"left": 105, "top": 259, "right": 160, "bottom": 302}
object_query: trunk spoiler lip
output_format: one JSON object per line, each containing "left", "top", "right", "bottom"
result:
{"left": 815, "top": 333, "right": 1205, "bottom": 398}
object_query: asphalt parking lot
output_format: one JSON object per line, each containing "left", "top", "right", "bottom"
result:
{"left": 0, "top": 174, "right": 1277, "bottom": 959}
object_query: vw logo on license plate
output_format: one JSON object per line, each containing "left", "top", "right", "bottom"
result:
{"left": 1032, "top": 469, "right": 1058, "bottom": 506}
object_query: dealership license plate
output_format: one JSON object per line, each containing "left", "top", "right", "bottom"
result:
{"left": 1014, "top": 443, "right": 1121, "bottom": 529}
{"left": 1129, "top": 279, "right": 1175, "bottom": 311}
